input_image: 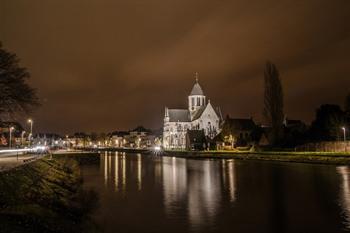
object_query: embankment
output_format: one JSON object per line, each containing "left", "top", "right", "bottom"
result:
{"left": 164, "top": 150, "right": 350, "bottom": 165}
{"left": 0, "top": 153, "right": 100, "bottom": 233}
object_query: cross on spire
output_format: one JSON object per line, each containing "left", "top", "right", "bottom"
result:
{"left": 195, "top": 72, "right": 199, "bottom": 83}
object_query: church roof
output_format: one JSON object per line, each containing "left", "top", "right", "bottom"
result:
{"left": 191, "top": 106, "right": 206, "bottom": 121}
{"left": 190, "top": 82, "right": 204, "bottom": 96}
{"left": 168, "top": 109, "right": 191, "bottom": 122}
{"left": 191, "top": 102, "right": 221, "bottom": 121}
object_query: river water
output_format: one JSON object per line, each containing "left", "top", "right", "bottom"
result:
{"left": 81, "top": 152, "right": 350, "bottom": 233}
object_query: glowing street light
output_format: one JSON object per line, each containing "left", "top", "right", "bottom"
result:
{"left": 342, "top": 127, "right": 347, "bottom": 142}
{"left": 9, "top": 126, "right": 15, "bottom": 149}
{"left": 27, "top": 119, "right": 33, "bottom": 146}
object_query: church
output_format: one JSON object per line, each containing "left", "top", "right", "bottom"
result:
{"left": 163, "top": 76, "right": 223, "bottom": 149}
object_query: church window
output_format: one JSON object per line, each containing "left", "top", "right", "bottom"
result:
{"left": 197, "top": 97, "right": 200, "bottom": 106}
{"left": 177, "top": 125, "right": 182, "bottom": 131}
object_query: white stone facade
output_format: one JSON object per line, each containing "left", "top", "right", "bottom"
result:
{"left": 163, "top": 79, "right": 222, "bottom": 149}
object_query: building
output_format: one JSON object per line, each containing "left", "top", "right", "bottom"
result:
{"left": 218, "top": 116, "right": 258, "bottom": 148}
{"left": 0, "top": 121, "right": 26, "bottom": 147}
{"left": 163, "top": 77, "right": 222, "bottom": 149}
{"left": 110, "top": 127, "right": 161, "bottom": 148}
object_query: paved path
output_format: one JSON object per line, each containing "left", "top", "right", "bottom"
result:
{"left": 0, "top": 152, "right": 43, "bottom": 172}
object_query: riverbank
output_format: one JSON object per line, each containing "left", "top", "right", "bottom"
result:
{"left": 81, "top": 147, "right": 350, "bottom": 165}
{"left": 164, "top": 150, "right": 350, "bottom": 165}
{"left": 0, "top": 153, "right": 100, "bottom": 233}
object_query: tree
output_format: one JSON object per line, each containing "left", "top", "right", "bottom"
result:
{"left": 0, "top": 42, "right": 39, "bottom": 120}
{"left": 309, "top": 104, "right": 346, "bottom": 141}
{"left": 263, "top": 61, "right": 284, "bottom": 145}
{"left": 345, "top": 92, "right": 350, "bottom": 113}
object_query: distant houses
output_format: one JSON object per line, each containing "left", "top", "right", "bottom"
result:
{"left": 0, "top": 121, "right": 27, "bottom": 147}
{"left": 66, "top": 126, "right": 162, "bottom": 149}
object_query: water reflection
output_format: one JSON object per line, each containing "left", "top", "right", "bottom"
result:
{"left": 84, "top": 153, "right": 349, "bottom": 233}
{"left": 114, "top": 155, "right": 118, "bottom": 191}
{"left": 222, "top": 160, "right": 236, "bottom": 202}
{"left": 163, "top": 157, "right": 188, "bottom": 216}
{"left": 187, "top": 160, "right": 221, "bottom": 229}
{"left": 137, "top": 154, "right": 142, "bottom": 190}
{"left": 100, "top": 152, "right": 237, "bottom": 229}
{"left": 101, "top": 152, "right": 128, "bottom": 192}
{"left": 162, "top": 157, "right": 236, "bottom": 231}
{"left": 337, "top": 166, "right": 350, "bottom": 229}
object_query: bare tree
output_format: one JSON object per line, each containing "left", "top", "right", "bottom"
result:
{"left": 0, "top": 42, "right": 39, "bottom": 120}
{"left": 263, "top": 61, "right": 284, "bottom": 145}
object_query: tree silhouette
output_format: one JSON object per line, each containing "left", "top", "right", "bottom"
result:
{"left": 263, "top": 61, "right": 284, "bottom": 145}
{"left": 345, "top": 92, "right": 350, "bottom": 113}
{"left": 309, "top": 104, "right": 346, "bottom": 141}
{"left": 0, "top": 42, "right": 39, "bottom": 120}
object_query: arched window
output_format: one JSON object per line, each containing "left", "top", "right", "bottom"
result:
{"left": 177, "top": 124, "right": 182, "bottom": 131}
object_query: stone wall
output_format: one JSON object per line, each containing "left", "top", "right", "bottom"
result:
{"left": 296, "top": 141, "right": 350, "bottom": 153}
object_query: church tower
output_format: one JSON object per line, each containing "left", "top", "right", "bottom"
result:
{"left": 188, "top": 73, "right": 206, "bottom": 116}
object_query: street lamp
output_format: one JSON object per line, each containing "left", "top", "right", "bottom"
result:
{"left": 27, "top": 119, "right": 33, "bottom": 145}
{"left": 21, "top": 131, "right": 26, "bottom": 146}
{"left": 9, "top": 126, "right": 15, "bottom": 149}
{"left": 342, "top": 127, "right": 347, "bottom": 142}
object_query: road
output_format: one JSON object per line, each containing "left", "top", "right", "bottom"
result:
{"left": 0, "top": 151, "right": 42, "bottom": 172}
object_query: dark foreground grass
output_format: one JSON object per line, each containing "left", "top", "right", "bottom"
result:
{"left": 0, "top": 156, "right": 100, "bottom": 233}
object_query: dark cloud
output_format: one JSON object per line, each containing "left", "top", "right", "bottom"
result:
{"left": 1, "top": 0, "right": 349, "bottom": 133}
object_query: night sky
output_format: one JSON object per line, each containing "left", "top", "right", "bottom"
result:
{"left": 1, "top": 0, "right": 349, "bottom": 134}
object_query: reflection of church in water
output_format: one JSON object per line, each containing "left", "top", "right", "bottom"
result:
{"left": 163, "top": 74, "right": 223, "bottom": 149}
{"left": 162, "top": 158, "right": 236, "bottom": 228}
{"left": 100, "top": 153, "right": 236, "bottom": 230}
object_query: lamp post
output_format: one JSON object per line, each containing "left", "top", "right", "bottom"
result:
{"left": 28, "top": 119, "right": 33, "bottom": 145}
{"left": 21, "top": 131, "right": 26, "bottom": 146}
{"left": 9, "top": 126, "right": 15, "bottom": 149}
{"left": 342, "top": 127, "right": 347, "bottom": 142}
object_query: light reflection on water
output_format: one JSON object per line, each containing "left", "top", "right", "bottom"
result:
{"left": 82, "top": 152, "right": 350, "bottom": 233}
{"left": 337, "top": 166, "right": 350, "bottom": 230}
{"left": 98, "top": 152, "right": 236, "bottom": 231}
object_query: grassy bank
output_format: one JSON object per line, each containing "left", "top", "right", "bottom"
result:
{"left": 164, "top": 150, "right": 350, "bottom": 165}
{"left": 0, "top": 156, "right": 100, "bottom": 233}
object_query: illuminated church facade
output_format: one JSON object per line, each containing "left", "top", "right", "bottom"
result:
{"left": 163, "top": 76, "right": 222, "bottom": 149}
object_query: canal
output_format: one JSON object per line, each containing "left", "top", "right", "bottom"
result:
{"left": 81, "top": 152, "right": 350, "bottom": 233}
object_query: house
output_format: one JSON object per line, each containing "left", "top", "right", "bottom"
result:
{"left": 219, "top": 116, "right": 258, "bottom": 147}
{"left": 111, "top": 131, "right": 129, "bottom": 147}
{"left": 0, "top": 121, "right": 26, "bottom": 147}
